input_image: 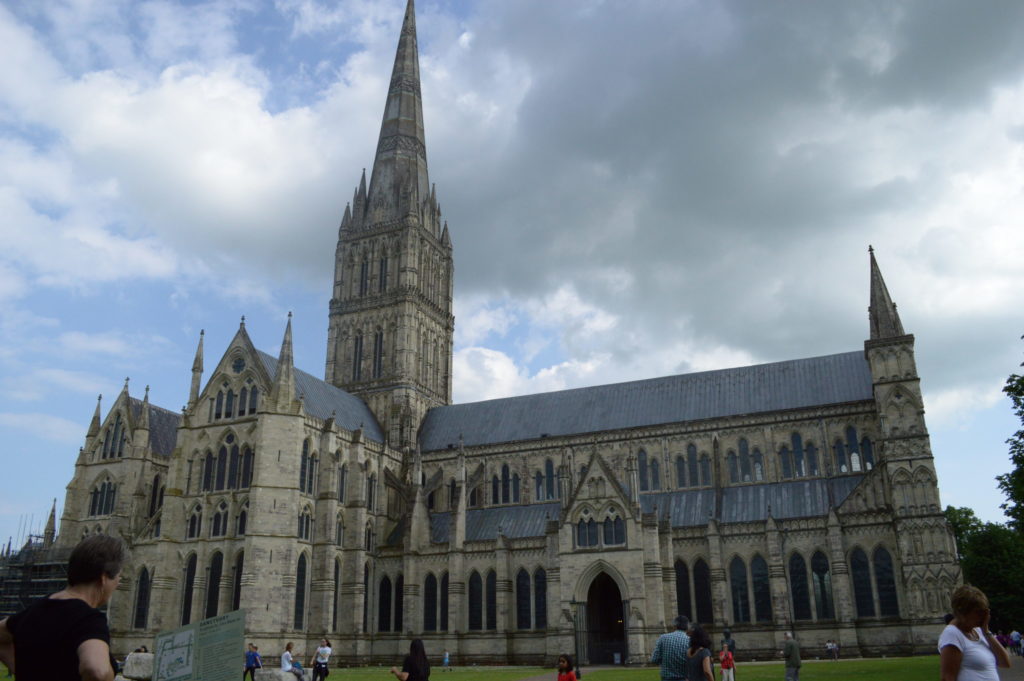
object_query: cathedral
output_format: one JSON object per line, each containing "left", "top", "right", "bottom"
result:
{"left": 51, "top": 0, "right": 959, "bottom": 664}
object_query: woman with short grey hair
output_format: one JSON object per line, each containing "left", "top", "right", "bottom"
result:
{"left": 0, "top": 533, "right": 127, "bottom": 681}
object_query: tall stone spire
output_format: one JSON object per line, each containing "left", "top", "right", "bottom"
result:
{"left": 868, "top": 246, "right": 905, "bottom": 340}
{"left": 364, "top": 0, "right": 429, "bottom": 227}
{"left": 270, "top": 313, "right": 296, "bottom": 411}
{"left": 87, "top": 394, "right": 102, "bottom": 439}
{"left": 43, "top": 499, "right": 56, "bottom": 547}
{"left": 189, "top": 329, "right": 204, "bottom": 408}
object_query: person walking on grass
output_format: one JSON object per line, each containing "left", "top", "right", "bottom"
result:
{"left": 651, "top": 616, "right": 690, "bottom": 681}
{"left": 391, "top": 639, "right": 430, "bottom": 681}
{"left": 779, "top": 632, "right": 801, "bottom": 681}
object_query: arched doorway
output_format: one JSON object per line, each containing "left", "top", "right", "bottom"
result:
{"left": 586, "top": 572, "right": 625, "bottom": 664}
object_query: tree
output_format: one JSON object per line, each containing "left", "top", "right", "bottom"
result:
{"left": 996, "top": 335, "right": 1024, "bottom": 531}
{"left": 944, "top": 505, "right": 983, "bottom": 559}
{"left": 957, "top": 522, "right": 1024, "bottom": 631}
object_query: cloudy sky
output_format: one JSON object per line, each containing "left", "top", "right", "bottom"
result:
{"left": 1, "top": 0, "right": 1022, "bottom": 547}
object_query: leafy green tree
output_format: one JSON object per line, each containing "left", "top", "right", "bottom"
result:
{"left": 958, "top": 522, "right": 1024, "bottom": 631}
{"left": 996, "top": 336, "right": 1024, "bottom": 531}
{"left": 944, "top": 505, "right": 983, "bottom": 559}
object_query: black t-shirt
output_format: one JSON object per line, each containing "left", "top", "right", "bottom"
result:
{"left": 5, "top": 597, "right": 111, "bottom": 681}
{"left": 401, "top": 654, "right": 430, "bottom": 681}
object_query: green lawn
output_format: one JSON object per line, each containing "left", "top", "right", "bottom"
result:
{"left": 583, "top": 656, "right": 938, "bottom": 681}
{"left": 326, "top": 666, "right": 549, "bottom": 681}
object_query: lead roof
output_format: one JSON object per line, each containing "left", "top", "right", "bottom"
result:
{"left": 420, "top": 351, "right": 873, "bottom": 451}
{"left": 257, "top": 351, "right": 385, "bottom": 443}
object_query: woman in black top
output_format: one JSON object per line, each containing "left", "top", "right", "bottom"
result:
{"left": 687, "top": 623, "right": 715, "bottom": 681}
{"left": 0, "top": 534, "right": 126, "bottom": 681}
{"left": 391, "top": 639, "right": 430, "bottom": 681}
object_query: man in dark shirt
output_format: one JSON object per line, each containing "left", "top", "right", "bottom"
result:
{"left": 0, "top": 534, "right": 126, "bottom": 681}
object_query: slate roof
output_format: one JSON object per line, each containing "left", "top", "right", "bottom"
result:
{"left": 640, "top": 475, "right": 865, "bottom": 526}
{"left": 128, "top": 397, "right": 181, "bottom": 457}
{"left": 429, "top": 502, "right": 561, "bottom": 543}
{"left": 256, "top": 351, "right": 385, "bottom": 443}
{"left": 419, "top": 351, "right": 873, "bottom": 451}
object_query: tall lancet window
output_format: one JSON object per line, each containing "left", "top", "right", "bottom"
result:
{"left": 373, "top": 330, "right": 384, "bottom": 379}
{"left": 352, "top": 332, "right": 363, "bottom": 381}
{"left": 379, "top": 255, "right": 389, "bottom": 293}
{"left": 359, "top": 259, "right": 369, "bottom": 296}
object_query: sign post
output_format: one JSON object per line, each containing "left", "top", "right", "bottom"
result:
{"left": 154, "top": 609, "right": 245, "bottom": 681}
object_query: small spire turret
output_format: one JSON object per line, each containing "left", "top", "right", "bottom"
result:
{"left": 270, "top": 312, "right": 296, "bottom": 411}
{"left": 868, "top": 247, "right": 906, "bottom": 340}
{"left": 189, "top": 330, "right": 204, "bottom": 408}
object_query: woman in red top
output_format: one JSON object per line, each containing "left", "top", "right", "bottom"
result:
{"left": 557, "top": 654, "right": 577, "bottom": 681}
{"left": 719, "top": 643, "right": 736, "bottom": 681}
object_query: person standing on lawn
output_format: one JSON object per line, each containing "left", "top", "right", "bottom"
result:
{"left": 939, "top": 584, "right": 1010, "bottom": 681}
{"left": 650, "top": 616, "right": 690, "bottom": 681}
{"left": 719, "top": 642, "right": 736, "bottom": 681}
{"left": 779, "top": 632, "right": 801, "bottom": 681}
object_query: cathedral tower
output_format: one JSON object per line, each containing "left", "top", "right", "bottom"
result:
{"left": 325, "top": 0, "right": 454, "bottom": 448}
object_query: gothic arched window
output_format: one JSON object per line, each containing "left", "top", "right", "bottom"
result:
{"left": 850, "top": 548, "right": 875, "bottom": 617}
{"left": 753, "top": 448, "right": 765, "bottom": 481}
{"left": 187, "top": 506, "right": 202, "bottom": 539}
{"left": 468, "top": 571, "right": 482, "bottom": 630}
{"left": 248, "top": 386, "right": 258, "bottom": 414}
{"left": 232, "top": 551, "right": 244, "bottom": 612}
{"left": 730, "top": 557, "right": 750, "bottom": 623}
{"left": 298, "top": 508, "right": 313, "bottom": 541}
{"left": 694, "top": 559, "right": 713, "bottom": 625}
{"left": 811, "top": 551, "right": 834, "bottom": 620}
{"left": 501, "top": 464, "right": 511, "bottom": 504}
{"left": 211, "top": 502, "right": 228, "bottom": 537}
{"left": 202, "top": 450, "right": 214, "bottom": 491}
{"left": 779, "top": 446, "right": 793, "bottom": 479}
{"left": 227, "top": 443, "right": 240, "bottom": 489}
{"left": 789, "top": 553, "right": 812, "bottom": 620}
{"left": 338, "top": 463, "right": 347, "bottom": 502}
{"left": 237, "top": 502, "right": 248, "bottom": 536}
{"left": 791, "top": 433, "right": 805, "bottom": 477}
{"left": 751, "top": 554, "right": 772, "bottom": 622}
{"left": 215, "top": 443, "right": 228, "bottom": 490}
{"left": 699, "top": 455, "right": 711, "bottom": 486}
{"left": 373, "top": 329, "right": 384, "bottom": 379}
{"left": 861, "top": 437, "right": 875, "bottom": 470}
{"left": 512, "top": 473, "right": 521, "bottom": 503}
{"left": 394, "top": 574, "right": 404, "bottom": 632}
{"left": 294, "top": 554, "right": 307, "bottom": 630}
{"left": 359, "top": 259, "right": 369, "bottom": 297}
{"left": 486, "top": 570, "right": 497, "bottom": 631}
{"left": 806, "top": 442, "right": 819, "bottom": 476}
{"left": 205, "top": 552, "right": 223, "bottom": 619}
{"left": 535, "top": 471, "right": 543, "bottom": 500}
{"left": 676, "top": 455, "right": 687, "bottom": 488}
{"left": 739, "top": 439, "right": 752, "bottom": 482}
{"left": 534, "top": 568, "right": 547, "bottom": 629}
{"left": 638, "top": 450, "right": 649, "bottom": 491}
{"left": 727, "top": 451, "right": 739, "bottom": 484}
{"left": 133, "top": 567, "right": 151, "bottom": 629}
{"left": 378, "top": 577, "right": 389, "bottom": 634}
{"left": 225, "top": 389, "right": 235, "bottom": 419}
{"left": 516, "top": 568, "right": 531, "bottom": 630}
{"left": 181, "top": 554, "right": 197, "bottom": 625}
{"left": 491, "top": 475, "right": 499, "bottom": 505}
{"left": 241, "top": 447, "right": 254, "bottom": 488}
{"left": 379, "top": 255, "right": 389, "bottom": 293}
{"left": 440, "top": 572, "right": 450, "bottom": 631}
{"left": 846, "top": 426, "right": 862, "bottom": 472}
{"left": 332, "top": 559, "right": 340, "bottom": 631}
{"left": 650, "top": 457, "right": 661, "bottom": 490}
{"left": 675, "top": 560, "right": 691, "bottom": 620}
{"left": 352, "top": 332, "right": 364, "bottom": 381}
{"left": 874, "top": 547, "right": 899, "bottom": 616}
{"left": 834, "top": 439, "right": 848, "bottom": 473}
{"left": 424, "top": 573, "right": 438, "bottom": 631}
{"left": 687, "top": 445, "right": 699, "bottom": 488}
{"left": 545, "top": 459, "right": 556, "bottom": 500}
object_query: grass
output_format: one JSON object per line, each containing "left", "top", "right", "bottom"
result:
{"left": 0, "top": 657, "right": 947, "bottom": 681}
{"left": 325, "top": 666, "right": 549, "bottom": 681}
{"left": 582, "top": 656, "right": 939, "bottom": 681}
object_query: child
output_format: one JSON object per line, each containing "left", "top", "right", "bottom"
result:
{"left": 719, "top": 643, "right": 736, "bottom": 681}
{"left": 557, "top": 653, "right": 577, "bottom": 681}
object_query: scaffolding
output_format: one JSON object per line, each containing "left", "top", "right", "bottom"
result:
{"left": 0, "top": 536, "right": 71, "bottom": 617}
